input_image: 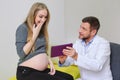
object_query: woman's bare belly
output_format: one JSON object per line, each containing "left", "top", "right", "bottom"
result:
{"left": 19, "top": 53, "right": 49, "bottom": 71}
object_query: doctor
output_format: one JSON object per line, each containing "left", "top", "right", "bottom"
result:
{"left": 59, "top": 16, "right": 113, "bottom": 80}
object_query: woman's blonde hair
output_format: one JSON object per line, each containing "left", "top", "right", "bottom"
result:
{"left": 24, "top": 2, "right": 50, "bottom": 52}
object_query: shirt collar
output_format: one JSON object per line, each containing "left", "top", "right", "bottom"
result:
{"left": 81, "top": 35, "right": 96, "bottom": 46}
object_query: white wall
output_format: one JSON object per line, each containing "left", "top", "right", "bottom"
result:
{"left": 0, "top": 0, "right": 64, "bottom": 80}
{"left": 65, "top": 0, "right": 120, "bottom": 44}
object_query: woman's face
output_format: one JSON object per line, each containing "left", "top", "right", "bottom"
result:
{"left": 35, "top": 9, "right": 48, "bottom": 25}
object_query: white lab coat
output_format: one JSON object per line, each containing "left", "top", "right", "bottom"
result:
{"left": 60, "top": 35, "right": 113, "bottom": 80}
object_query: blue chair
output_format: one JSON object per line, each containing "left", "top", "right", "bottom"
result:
{"left": 110, "top": 42, "right": 120, "bottom": 80}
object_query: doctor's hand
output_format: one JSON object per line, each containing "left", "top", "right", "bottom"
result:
{"left": 59, "top": 55, "right": 67, "bottom": 64}
{"left": 62, "top": 47, "right": 76, "bottom": 57}
{"left": 62, "top": 47, "right": 78, "bottom": 60}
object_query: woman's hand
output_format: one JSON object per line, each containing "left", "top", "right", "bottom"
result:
{"left": 32, "top": 22, "right": 44, "bottom": 40}
{"left": 23, "top": 22, "right": 44, "bottom": 54}
{"left": 48, "top": 59, "right": 56, "bottom": 75}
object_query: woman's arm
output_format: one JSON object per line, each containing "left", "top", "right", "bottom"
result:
{"left": 48, "top": 58, "right": 56, "bottom": 75}
{"left": 23, "top": 23, "right": 43, "bottom": 54}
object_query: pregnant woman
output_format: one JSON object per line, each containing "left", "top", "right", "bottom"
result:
{"left": 15, "top": 2, "right": 73, "bottom": 80}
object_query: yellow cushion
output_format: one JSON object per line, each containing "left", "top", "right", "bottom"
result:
{"left": 9, "top": 76, "right": 16, "bottom": 80}
{"left": 53, "top": 63, "right": 80, "bottom": 79}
